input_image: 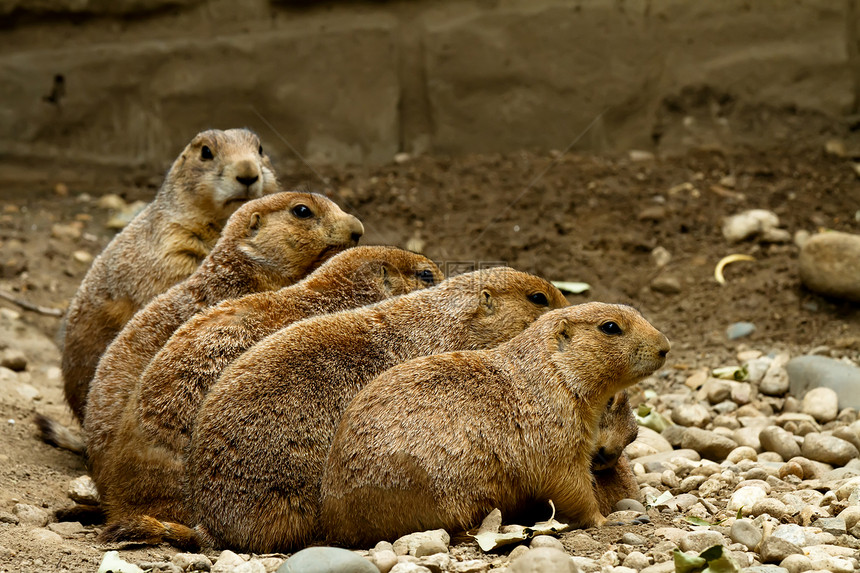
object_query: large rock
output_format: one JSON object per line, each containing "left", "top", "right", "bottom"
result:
{"left": 759, "top": 426, "right": 801, "bottom": 460}
{"left": 681, "top": 427, "right": 738, "bottom": 461}
{"left": 798, "top": 231, "right": 860, "bottom": 302}
{"left": 277, "top": 547, "right": 377, "bottom": 573}
{"left": 0, "top": 20, "right": 400, "bottom": 166}
{"left": 800, "top": 433, "right": 859, "bottom": 467}
{"left": 787, "top": 356, "right": 860, "bottom": 410}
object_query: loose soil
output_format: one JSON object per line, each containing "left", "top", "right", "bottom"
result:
{"left": 1, "top": 133, "right": 859, "bottom": 571}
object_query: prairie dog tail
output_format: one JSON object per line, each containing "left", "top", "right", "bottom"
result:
{"left": 100, "top": 515, "right": 201, "bottom": 551}
{"left": 35, "top": 414, "right": 85, "bottom": 454}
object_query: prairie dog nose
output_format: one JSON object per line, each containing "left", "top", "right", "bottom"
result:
{"left": 236, "top": 175, "right": 259, "bottom": 187}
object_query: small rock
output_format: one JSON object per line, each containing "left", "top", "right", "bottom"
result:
{"left": 51, "top": 222, "right": 83, "bottom": 241}
{"left": 779, "top": 461, "right": 804, "bottom": 480}
{"left": 679, "top": 530, "right": 726, "bottom": 553}
{"left": 837, "top": 505, "right": 860, "bottom": 529}
{"left": 620, "top": 532, "right": 645, "bottom": 545}
{"left": 672, "top": 403, "right": 711, "bottom": 427}
{"left": 508, "top": 545, "right": 530, "bottom": 562}
{"left": 832, "top": 427, "right": 860, "bottom": 452}
{"left": 681, "top": 427, "right": 738, "bottom": 461}
{"left": 389, "top": 564, "right": 431, "bottom": 573}
{"left": 801, "top": 387, "right": 839, "bottom": 423}
{"left": 47, "top": 521, "right": 84, "bottom": 536}
{"left": 0, "top": 512, "right": 18, "bottom": 524}
{"left": 798, "top": 231, "right": 860, "bottom": 302}
{"left": 621, "top": 551, "right": 649, "bottom": 570}
{"left": 171, "top": 553, "right": 212, "bottom": 572}
{"left": 730, "top": 518, "right": 762, "bottom": 550}
{"left": 733, "top": 426, "right": 763, "bottom": 450}
{"left": 787, "top": 356, "right": 860, "bottom": 410}
{"left": 0, "top": 349, "right": 26, "bottom": 371}
{"left": 759, "top": 426, "right": 801, "bottom": 460}
{"left": 530, "top": 535, "right": 564, "bottom": 551}
{"left": 759, "top": 537, "right": 803, "bottom": 563}
{"left": 235, "top": 562, "right": 266, "bottom": 573}
{"left": 650, "top": 276, "right": 681, "bottom": 295}
{"left": 722, "top": 209, "right": 781, "bottom": 243}
{"left": 703, "top": 378, "right": 733, "bottom": 404}
{"left": 14, "top": 503, "right": 48, "bottom": 527}
{"left": 393, "top": 529, "right": 449, "bottom": 557}
{"left": 727, "top": 446, "right": 758, "bottom": 464}
{"left": 509, "top": 547, "right": 579, "bottom": 573}
{"left": 30, "top": 528, "right": 63, "bottom": 544}
{"left": 750, "top": 498, "right": 789, "bottom": 520}
{"left": 813, "top": 517, "right": 847, "bottom": 535}
{"left": 727, "top": 322, "right": 756, "bottom": 340}
{"left": 68, "top": 475, "right": 100, "bottom": 504}
{"left": 98, "top": 551, "right": 144, "bottom": 573}
{"left": 778, "top": 554, "right": 812, "bottom": 573}
{"left": 368, "top": 549, "right": 398, "bottom": 573}
{"left": 73, "top": 250, "right": 94, "bottom": 264}
{"left": 615, "top": 499, "right": 646, "bottom": 513}
{"left": 801, "top": 433, "right": 859, "bottom": 467}
{"left": 276, "top": 547, "right": 377, "bottom": 573}
{"left": 728, "top": 485, "right": 768, "bottom": 515}
{"left": 213, "top": 550, "right": 245, "bottom": 573}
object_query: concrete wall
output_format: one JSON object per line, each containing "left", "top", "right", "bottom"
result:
{"left": 0, "top": 0, "right": 855, "bottom": 169}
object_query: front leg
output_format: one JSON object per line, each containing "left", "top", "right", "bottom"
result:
{"left": 547, "top": 471, "right": 606, "bottom": 528}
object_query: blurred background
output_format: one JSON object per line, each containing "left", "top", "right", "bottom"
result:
{"left": 1, "top": 0, "right": 858, "bottom": 171}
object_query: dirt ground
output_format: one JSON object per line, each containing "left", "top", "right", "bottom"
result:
{"left": 1, "top": 107, "right": 859, "bottom": 571}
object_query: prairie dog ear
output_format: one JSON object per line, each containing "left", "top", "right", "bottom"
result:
{"left": 555, "top": 318, "right": 572, "bottom": 352}
{"left": 379, "top": 264, "right": 394, "bottom": 295}
{"left": 480, "top": 289, "right": 495, "bottom": 314}
{"left": 248, "top": 212, "right": 263, "bottom": 234}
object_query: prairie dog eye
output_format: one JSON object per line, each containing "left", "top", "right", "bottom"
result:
{"left": 416, "top": 269, "right": 436, "bottom": 285}
{"left": 291, "top": 205, "right": 313, "bottom": 219}
{"left": 599, "top": 321, "right": 622, "bottom": 335}
{"left": 201, "top": 145, "right": 214, "bottom": 160}
{"left": 258, "top": 145, "right": 264, "bottom": 156}
{"left": 527, "top": 292, "right": 549, "bottom": 306}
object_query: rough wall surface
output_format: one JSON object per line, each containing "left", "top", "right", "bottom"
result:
{"left": 0, "top": 0, "right": 855, "bottom": 168}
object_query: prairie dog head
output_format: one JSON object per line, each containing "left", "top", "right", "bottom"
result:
{"left": 230, "top": 192, "right": 363, "bottom": 277}
{"left": 440, "top": 267, "right": 569, "bottom": 348}
{"left": 169, "top": 128, "right": 278, "bottom": 222}
{"left": 548, "top": 303, "right": 669, "bottom": 403}
{"left": 592, "top": 390, "right": 639, "bottom": 471}
{"left": 315, "top": 246, "right": 444, "bottom": 297}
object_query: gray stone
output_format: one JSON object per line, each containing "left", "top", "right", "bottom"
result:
{"left": 681, "top": 427, "right": 738, "bottom": 461}
{"left": 787, "top": 356, "right": 860, "bottom": 410}
{"left": 832, "top": 427, "right": 860, "bottom": 452}
{"left": 68, "top": 475, "right": 100, "bottom": 504}
{"left": 13, "top": 503, "right": 48, "bottom": 527}
{"left": 679, "top": 530, "right": 726, "bottom": 553}
{"left": 813, "top": 517, "right": 846, "bottom": 535}
{"left": 611, "top": 498, "right": 643, "bottom": 515}
{"left": 509, "top": 547, "right": 579, "bottom": 573}
{"left": 46, "top": 521, "right": 85, "bottom": 536}
{"left": 759, "top": 426, "right": 801, "bottom": 460}
{"left": 777, "top": 554, "right": 812, "bottom": 573}
{"left": 731, "top": 518, "right": 763, "bottom": 550}
{"left": 209, "top": 554, "right": 247, "bottom": 573}
{"left": 760, "top": 354, "right": 791, "bottom": 396}
{"left": 621, "top": 551, "right": 649, "bottom": 569}
{"left": 801, "top": 387, "right": 839, "bottom": 423}
{"left": 727, "top": 322, "right": 756, "bottom": 340}
{"left": 733, "top": 426, "right": 763, "bottom": 451}
{"left": 728, "top": 485, "right": 768, "bottom": 514}
{"left": 800, "top": 433, "right": 859, "bottom": 467}
{"left": 530, "top": 535, "right": 564, "bottom": 551}
{"left": 759, "top": 537, "right": 803, "bottom": 563}
{"left": 702, "top": 378, "right": 733, "bottom": 404}
{"left": 661, "top": 425, "right": 686, "bottom": 447}
{"left": 171, "top": 553, "right": 213, "bottom": 572}
{"left": 619, "top": 532, "right": 646, "bottom": 545}
{"left": 277, "top": 547, "right": 377, "bottom": 573}
{"left": 750, "top": 498, "right": 789, "bottom": 520}
{"left": 393, "top": 529, "right": 449, "bottom": 557}
{"left": 798, "top": 231, "right": 860, "bottom": 302}
{"left": 672, "top": 403, "right": 712, "bottom": 427}
{"left": 746, "top": 358, "right": 772, "bottom": 384}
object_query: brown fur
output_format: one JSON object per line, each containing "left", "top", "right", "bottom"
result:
{"left": 592, "top": 390, "right": 641, "bottom": 514}
{"left": 61, "top": 129, "right": 278, "bottom": 423}
{"left": 100, "top": 247, "right": 443, "bottom": 530}
{"left": 85, "top": 192, "right": 363, "bottom": 496}
{"left": 185, "top": 268, "right": 568, "bottom": 552}
{"left": 320, "top": 303, "right": 669, "bottom": 547}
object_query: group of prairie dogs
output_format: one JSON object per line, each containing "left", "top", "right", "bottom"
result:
{"left": 52, "top": 128, "right": 669, "bottom": 553}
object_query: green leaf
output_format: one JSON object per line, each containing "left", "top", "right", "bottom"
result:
{"left": 673, "top": 549, "right": 707, "bottom": 573}
{"left": 711, "top": 366, "right": 749, "bottom": 381}
{"left": 700, "top": 545, "right": 741, "bottom": 573}
{"left": 736, "top": 507, "right": 743, "bottom": 520}
{"left": 684, "top": 516, "right": 713, "bottom": 526}
{"left": 551, "top": 281, "right": 590, "bottom": 294}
